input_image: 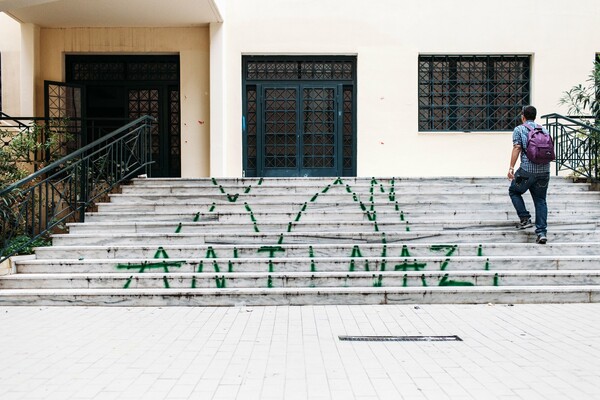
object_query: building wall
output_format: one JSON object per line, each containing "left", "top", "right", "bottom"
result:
{"left": 215, "top": 0, "right": 600, "bottom": 177}
{"left": 0, "top": 13, "right": 22, "bottom": 115}
{"left": 37, "top": 27, "right": 211, "bottom": 177}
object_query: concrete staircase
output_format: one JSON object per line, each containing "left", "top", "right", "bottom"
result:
{"left": 1, "top": 176, "right": 600, "bottom": 305}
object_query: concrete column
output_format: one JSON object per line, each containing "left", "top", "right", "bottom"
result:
{"left": 209, "top": 20, "right": 226, "bottom": 177}
{"left": 19, "top": 22, "right": 38, "bottom": 116}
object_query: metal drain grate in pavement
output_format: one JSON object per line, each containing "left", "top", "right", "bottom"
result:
{"left": 339, "top": 335, "right": 462, "bottom": 342}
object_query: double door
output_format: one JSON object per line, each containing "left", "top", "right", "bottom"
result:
{"left": 255, "top": 84, "right": 343, "bottom": 177}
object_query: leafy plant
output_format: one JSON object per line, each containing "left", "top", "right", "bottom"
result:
{"left": 559, "top": 61, "right": 600, "bottom": 121}
{"left": 557, "top": 61, "right": 600, "bottom": 181}
{"left": 1, "top": 234, "right": 51, "bottom": 257}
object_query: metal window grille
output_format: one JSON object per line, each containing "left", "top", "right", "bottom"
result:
{"left": 67, "top": 56, "right": 179, "bottom": 82}
{"left": 418, "top": 55, "right": 530, "bottom": 131}
{"left": 246, "top": 59, "right": 354, "bottom": 81}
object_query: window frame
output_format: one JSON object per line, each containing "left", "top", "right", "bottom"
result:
{"left": 418, "top": 54, "right": 531, "bottom": 132}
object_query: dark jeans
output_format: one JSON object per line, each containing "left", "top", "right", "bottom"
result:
{"left": 508, "top": 168, "right": 550, "bottom": 235}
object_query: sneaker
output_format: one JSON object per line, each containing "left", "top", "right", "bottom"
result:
{"left": 536, "top": 234, "right": 547, "bottom": 245}
{"left": 516, "top": 218, "right": 533, "bottom": 229}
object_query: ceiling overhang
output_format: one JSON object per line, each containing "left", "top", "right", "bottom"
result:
{"left": 0, "top": 0, "right": 223, "bottom": 27}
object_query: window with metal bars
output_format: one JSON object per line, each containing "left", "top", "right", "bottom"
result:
{"left": 418, "top": 55, "right": 531, "bottom": 131}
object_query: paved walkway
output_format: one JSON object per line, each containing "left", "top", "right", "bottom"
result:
{"left": 0, "top": 304, "right": 599, "bottom": 400}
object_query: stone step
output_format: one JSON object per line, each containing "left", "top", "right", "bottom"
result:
{"left": 50, "top": 230, "right": 600, "bottom": 246}
{"left": 13, "top": 255, "right": 600, "bottom": 274}
{"left": 84, "top": 209, "right": 600, "bottom": 223}
{"left": 120, "top": 184, "right": 595, "bottom": 195}
{"left": 0, "top": 286, "right": 598, "bottom": 306}
{"left": 33, "top": 242, "right": 600, "bottom": 260}
{"left": 95, "top": 200, "right": 600, "bottom": 213}
{"left": 3, "top": 270, "right": 600, "bottom": 290}
{"left": 65, "top": 219, "right": 600, "bottom": 234}
{"left": 129, "top": 176, "right": 588, "bottom": 186}
{"left": 106, "top": 192, "right": 600, "bottom": 204}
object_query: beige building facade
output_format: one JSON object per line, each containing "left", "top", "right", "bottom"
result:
{"left": 1, "top": 0, "right": 599, "bottom": 177}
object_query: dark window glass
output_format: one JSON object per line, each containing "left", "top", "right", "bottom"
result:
{"left": 418, "top": 55, "right": 530, "bottom": 131}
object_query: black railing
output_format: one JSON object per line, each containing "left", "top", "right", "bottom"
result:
{"left": 1, "top": 114, "right": 49, "bottom": 169}
{"left": 0, "top": 116, "right": 154, "bottom": 263}
{"left": 542, "top": 113, "right": 599, "bottom": 181}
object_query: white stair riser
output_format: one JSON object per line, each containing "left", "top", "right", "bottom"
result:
{"left": 50, "top": 231, "right": 600, "bottom": 246}
{"left": 34, "top": 243, "right": 600, "bottom": 260}
{"left": 0, "top": 287, "right": 598, "bottom": 306}
{"left": 14, "top": 257, "right": 600, "bottom": 274}
{"left": 3, "top": 272, "right": 600, "bottom": 290}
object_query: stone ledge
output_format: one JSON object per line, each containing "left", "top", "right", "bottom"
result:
{"left": 0, "top": 255, "right": 35, "bottom": 276}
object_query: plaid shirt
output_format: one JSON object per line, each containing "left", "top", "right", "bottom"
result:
{"left": 512, "top": 120, "right": 551, "bottom": 174}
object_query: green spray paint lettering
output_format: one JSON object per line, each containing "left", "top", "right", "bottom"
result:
{"left": 244, "top": 185, "right": 252, "bottom": 193}
{"left": 295, "top": 211, "right": 302, "bottom": 222}
{"left": 310, "top": 193, "right": 319, "bottom": 202}
{"left": 322, "top": 185, "right": 331, "bottom": 193}
{"left": 380, "top": 259, "right": 387, "bottom": 272}
{"left": 227, "top": 193, "right": 239, "bottom": 202}
{"left": 215, "top": 276, "right": 226, "bottom": 288}
{"left": 209, "top": 203, "right": 216, "bottom": 212}
{"left": 394, "top": 261, "right": 426, "bottom": 272}
{"left": 351, "top": 245, "right": 363, "bottom": 258}
{"left": 206, "top": 247, "right": 217, "bottom": 259}
{"left": 175, "top": 223, "right": 183, "bottom": 233}
{"left": 334, "top": 177, "right": 344, "bottom": 185}
{"left": 212, "top": 260, "right": 220, "bottom": 273}
{"left": 373, "top": 274, "right": 383, "bottom": 287}
{"left": 258, "top": 246, "right": 285, "bottom": 258}
{"left": 431, "top": 245, "right": 473, "bottom": 286}
{"left": 193, "top": 212, "right": 200, "bottom": 222}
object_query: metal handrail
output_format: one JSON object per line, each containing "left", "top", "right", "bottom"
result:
{"left": 0, "top": 115, "right": 154, "bottom": 262}
{"left": 542, "top": 113, "right": 599, "bottom": 181}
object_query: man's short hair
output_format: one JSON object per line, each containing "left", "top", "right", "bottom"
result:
{"left": 522, "top": 105, "right": 537, "bottom": 120}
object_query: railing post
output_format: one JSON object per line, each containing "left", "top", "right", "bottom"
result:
{"left": 79, "top": 157, "right": 88, "bottom": 223}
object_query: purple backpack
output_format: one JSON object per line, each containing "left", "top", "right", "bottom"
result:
{"left": 522, "top": 124, "right": 555, "bottom": 165}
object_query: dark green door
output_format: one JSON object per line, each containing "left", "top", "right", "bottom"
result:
{"left": 260, "top": 84, "right": 340, "bottom": 177}
{"left": 243, "top": 56, "right": 357, "bottom": 177}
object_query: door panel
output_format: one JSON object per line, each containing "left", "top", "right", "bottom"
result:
{"left": 260, "top": 84, "right": 339, "bottom": 177}
{"left": 300, "top": 86, "right": 338, "bottom": 176}
{"left": 262, "top": 87, "right": 298, "bottom": 176}
{"left": 128, "top": 88, "right": 163, "bottom": 177}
